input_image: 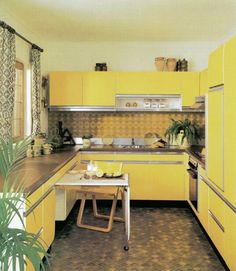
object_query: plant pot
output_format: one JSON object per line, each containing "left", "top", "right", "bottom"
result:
{"left": 83, "top": 139, "right": 91, "bottom": 148}
{"left": 180, "top": 137, "right": 190, "bottom": 149}
{"left": 155, "top": 57, "right": 166, "bottom": 71}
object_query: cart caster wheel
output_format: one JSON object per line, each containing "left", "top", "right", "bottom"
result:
{"left": 124, "top": 245, "right": 129, "bottom": 251}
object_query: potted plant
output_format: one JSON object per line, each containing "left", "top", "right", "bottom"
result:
{"left": 0, "top": 137, "right": 49, "bottom": 271}
{"left": 165, "top": 119, "right": 201, "bottom": 148}
{"left": 82, "top": 135, "right": 92, "bottom": 148}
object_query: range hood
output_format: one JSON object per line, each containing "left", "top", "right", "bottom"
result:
{"left": 48, "top": 94, "right": 204, "bottom": 112}
{"left": 115, "top": 94, "right": 182, "bottom": 111}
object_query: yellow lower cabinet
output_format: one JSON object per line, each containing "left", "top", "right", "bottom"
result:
{"left": 198, "top": 177, "right": 209, "bottom": 231}
{"left": 25, "top": 188, "right": 44, "bottom": 271}
{"left": 42, "top": 189, "right": 56, "bottom": 250}
{"left": 208, "top": 189, "right": 225, "bottom": 257}
{"left": 124, "top": 162, "right": 185, "bottom": 200}
{"left": 224, "top": 205, "right": 236, "bottom": 271}
{"left": 80, "top": 153, "right": 185, "bottom": 200}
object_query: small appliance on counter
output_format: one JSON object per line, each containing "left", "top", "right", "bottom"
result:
{"left": 58, "top": 121, "right": 75, "bottom": 145}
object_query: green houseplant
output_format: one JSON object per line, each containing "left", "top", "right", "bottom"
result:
{"left": 0, "top": 137, "right": 49, "bottom": 271}
{"left": 165, "top": 119, "right": 201, "bottom": 147}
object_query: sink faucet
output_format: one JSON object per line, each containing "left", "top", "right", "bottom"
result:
{"left": 131, "top": 138, "right": 135, "bottom": 145}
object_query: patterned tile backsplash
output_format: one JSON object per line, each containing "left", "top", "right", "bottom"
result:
{"left": 48, "top": 112, "right": 205, "bottom": 139}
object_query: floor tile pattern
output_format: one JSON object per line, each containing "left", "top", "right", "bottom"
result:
{"left": 45, "top": 203, "right": 227, "bottom": 271}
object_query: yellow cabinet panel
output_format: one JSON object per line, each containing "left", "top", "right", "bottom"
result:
{"left": 49, "top": 72, "right": 83, "bottom": 106}
{"left": 116, "top": 72, "right": 182, "bottom": 94}
{"left": 208, "top": 45, "right": 224, "bottom": 88}
{"left": 80, "top": 153, "right": 185, "bottom": 200}
{"left": 179, "top": 72, "right": 199, "bottom": 106}
{"left": 82, "top": 72, "right": 116, "bottom": 105}
{"left": 224, "top": 36, "right": 236, "bottom": 206}
{"left": 198, "top": 177, "right": 209, "bottom": 231}
{"left": 199, "top": 69, "right": 208, "bottom": 95}
{"left": 122, "top": 163, "right": 185, "bottom": 200}
{"left": 116, "top": 72, "right": 199, "bottom": 106}
{"left": 208, "top": 189, "right": 225, "bottom": 257}
{"left": 207, "top": 90, "right": 224, "bottom": 190}
{"left": 224, "top": 205, "right": 236, "bottom": 271}
{"left": 42, "top": 189, "right": 56, "bottom": 250}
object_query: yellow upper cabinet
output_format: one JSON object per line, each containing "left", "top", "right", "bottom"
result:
{"left": 82, "top": 72, "right": 116, "bottom": 106}
{"left": 49, "top": 72, "right": 83, "bottom": 106}
{"left": 223, "top": 36, "right": 236, "bottom": 206}
{"left": 199, "top": 69, "right": 208, "bottom": 95}
{"left": 207, "top": 89, "right": 224, "bottom": 190}
{"left": 208, "top": 45, "right": 224, "bottom": 88}
{"left": 117, "top": 72, "right": 199, "bottom": 106}
{"left": 116, "top": 72, "right": 181, "bottom": 94}
{"left": 179, "top": 72, "right": 199, "bottom": 106}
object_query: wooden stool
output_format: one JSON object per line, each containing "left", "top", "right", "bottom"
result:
{"left": 77, "top": 187, "right": 124, "bottom": 233}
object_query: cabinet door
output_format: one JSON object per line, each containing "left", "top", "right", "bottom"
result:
{"left": 25, "top": 188, "right": 43, "bottom": 236}
{"left": 82, "top": 72, "right": 116, "bottom": 105}
{"left": 199, "top": 69, "right": 208, "bottom": 95}
{"left": 224, "top": 36, "right": 236, "bottom": 206}
{"left": 224, "top": 204, "right": 236, "bottom": 271}
{"left": 49, "top": 72, "right": 83, "bottom": 106}
{"left": 123, "top": 162, "right": 185, "bottom": 200}
{"left": 116, "top": 72, "right": 181, "bottom": 94}
{"left": 42, "top": 189, "right": 55, "bottom": 250}
{"left": 25, "top": 188, "right": 44, "bottom": 271}
{"left": 179, "top": 72, "right": 199, "bottom": 106}
{"left": 208, "top": 189, "right": 225, "bottom": 257}
{"left": 208, "top": 45, "right": 224, "bottom": 88}
{"left": 207, "top": 89, "right": 224, "bottom": 190}
{"left": 198, "top": 177, "right": 209, "bottom": 231}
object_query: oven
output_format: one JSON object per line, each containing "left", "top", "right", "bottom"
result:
{"left": 187, "top": 157, "right": 198, "bottom": 211}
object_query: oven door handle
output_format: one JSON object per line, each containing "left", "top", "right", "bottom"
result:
{"left": 187, "top": 168, "right": 197, "bottom": 179}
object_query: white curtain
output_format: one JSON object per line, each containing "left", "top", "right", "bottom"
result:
{"left": 0, "top": 23, "right": 16, "bottom": 140}
{"left": 31, "top": 47, "right": 41, "bottom": 134}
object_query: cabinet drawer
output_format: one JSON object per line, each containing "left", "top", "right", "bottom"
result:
{"left": 208, "top": 189, "right": 225, "bottom": 256}
{"left": 208, "top": 210, "right": 225, "bottom": 256}
{"left": 208, "top": 189, "right": 225, "bottom": 226}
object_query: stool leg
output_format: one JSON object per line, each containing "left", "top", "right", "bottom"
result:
{"left": 77, "top": 194, "right": 87, "bottom": 226}
{"left": 92, "top": 189, "right": 124, "bottom": 222}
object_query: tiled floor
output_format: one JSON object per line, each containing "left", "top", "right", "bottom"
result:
{"left": 45, "top": 202, "right": 227, "bottom": 271}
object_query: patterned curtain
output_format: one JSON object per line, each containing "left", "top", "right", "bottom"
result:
{"left": 31, "top": 47, "right": 41, "bottom": 134}
{"left": 0, "top": 23, "right": 16, "bottom": 140}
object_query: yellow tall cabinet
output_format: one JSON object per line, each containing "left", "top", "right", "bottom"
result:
{"left": 208, "top": 45, "right": 224, "bottom": 88}
{"left": 82, "top": 72, "right": 117, "bottom": 105}
{"left": 224, "top": 36, "right": 236, "bottom": 206}
{"left": 199, "top": 69, "right": 208, "bottom": 95}
{"left": 49, "top": 72, "right": 83, "bottom": 106}
{"left": 207, "top": 88, "right": 224, "bottom": 190}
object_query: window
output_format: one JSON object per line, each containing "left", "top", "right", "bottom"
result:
{"left": 12, "top": 61, "right": 24, "bottom": 140}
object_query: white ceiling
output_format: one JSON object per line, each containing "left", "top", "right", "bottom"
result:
{"left": 3, "top": 0, "right": 236, "bottom": 42}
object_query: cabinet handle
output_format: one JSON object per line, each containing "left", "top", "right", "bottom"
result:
{"left": 208, "top": 210, "right": 225, "bottom": 232}
{"left": 24, "top": 188, "right": 54, "bottom": 217}
{"left": 80, "top": 160, "right": 183, "bottom": 165}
